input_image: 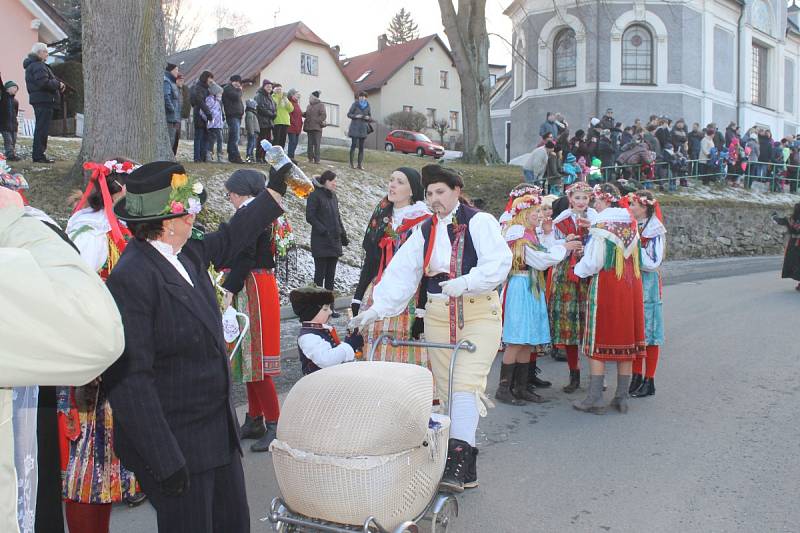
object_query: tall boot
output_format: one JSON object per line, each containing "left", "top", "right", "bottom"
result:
{"left": 357, "top": 148, "right": 364, "bottom": 169}
{"left": 572, "top": 375, "right": 606, "bottom": 414}
{"left": 349, "top": 149, "right": 356, "bottom": 168}
{"left": 440, "top": 439, "right": 471, "bottom": 493}
{"left": 239, "top": 414, "right": 266, "bottom": 440}
{"left": 631, "top": 377, "right": 655, "bottom": 398}
{"left": 562, "top": 369, "right": 581, "bottom": 393}
{"left": 251, "top": 421, "right": 278, "bottom": 452}
{"left": 629, "top": 373, "right": 643, "bottom": 394}
{"left": 463, "top": 448, "right": 479, "bottom": 489}
{"left": 609, "top": 374, "right": 631, "bottom": 413}
{"left": 528, "top": 360, "right": 552, "bottom": 389}
{"left": 495, "top": 363, "right": 524, "bottom": 405}
{"left": 512, "top": 362, "right": 547, "bottom": 403}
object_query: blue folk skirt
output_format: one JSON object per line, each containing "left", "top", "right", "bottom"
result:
{"left": 502, "top": 273, "right": 551, "bottom": 346}
{"left": 642, "top": 270, "right": 664, "bottom": 345}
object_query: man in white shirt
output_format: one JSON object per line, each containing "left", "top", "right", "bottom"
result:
{"left": 351, "top": 165, "right": 512, "bottom": 493}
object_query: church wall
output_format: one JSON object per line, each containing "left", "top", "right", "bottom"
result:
{"left": 713, "top": 26, "right": 736, "bottom": 94}
{"left": 712, "top": 102, "right": 737, "bottom": 128}
{"left": 784, "top": 58, "right": 795, "bottom": 114}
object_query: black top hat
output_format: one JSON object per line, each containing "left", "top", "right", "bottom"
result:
{"left": 289, "top": 285, "right": 334, "bottom": 322}
{"left": 113, "top": 161, "right": 207, "bottom": 222}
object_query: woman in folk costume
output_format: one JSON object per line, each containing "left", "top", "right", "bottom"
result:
{"left": 218, "top": 169, "right": 283, "bottom": 453}
{"left": 573, "top": 183, "right": 646, "bottom": 414}
{"left": 59, "top": 159, "right": 140, "bottom": 533}
{"left": 352, "top": 167, "right": 432, "bottom": 364}
{"left": 772, "top": 202, "right": 800, "bottom": 291}
{"left": 548, "top": 181, "right": 596, "bottom": 393}
{"left": 496, "top": 188, "right": 569, "bottom": 405}
{"left": 627, "top": 190, "right": 666, "bottom": 398}
{"left": 350, "top": 164, "right": 512, "bottom": 493}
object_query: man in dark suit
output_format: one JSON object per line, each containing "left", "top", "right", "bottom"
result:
{"left": 103, "top": 161, "right": 289, "bottom": 532}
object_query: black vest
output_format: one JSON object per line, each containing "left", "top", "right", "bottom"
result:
{"left": 420, "top": 203, "right": 480, "bottom": 294}
{"left": 297, "top": 323, "right": 337, "bottom": 375}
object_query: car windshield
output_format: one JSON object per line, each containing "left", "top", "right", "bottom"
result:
{"left": 414, "top": 133, "right": 433, "bottom": 142}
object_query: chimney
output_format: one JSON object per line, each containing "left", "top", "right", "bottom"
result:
{"left": 378, "top": 34, "right": 388, "bottom": 51}
{"left": 216, "top": 27, "right": 234, "bottom": 42}
{"left": 332, "top": 45, "right": 341, "bottom": 59}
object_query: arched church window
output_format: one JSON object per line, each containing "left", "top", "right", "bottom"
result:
{"left": 553, "top": 28, "right": 577, "bottom": 88}
{"left": 621, "top": 24, "right": 654, "bottom": 85}
{"left": 514, "top": 37, "right": 525, "bottom": 98}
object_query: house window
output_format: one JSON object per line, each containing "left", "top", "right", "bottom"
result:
{"left": 403, "top": 105, "right": 413, "bottom": 113}
{"left": 355, "top": 70, "right": 372, "bottom": 83}
{"left": 553, "top": 28, "right": 577, "bottom": 88}
{"left": 489, "top": 74, "right": 497, "bottom": 86}
{"left": 301, "top": 53, "right": 319, "bottom": 76}
{"left": 414, "top": 66, "right": 423, "bottom": 85}
{"left": 621, "top": 25, "right": 654, "bottom": 85}
{"left": 426, "top": 108, "right": 437, "bottom": 127}
{"left": 449, "top": 111, "right": 459, "bottom": 131}
{"left": 323, "top": 102, "right": 340, "bottom": 126}
{"left": 440, "top": 70, "right": 449, "bottom": 88}
{"left": 751, "top": 43, "right": 768, "bottom": 107}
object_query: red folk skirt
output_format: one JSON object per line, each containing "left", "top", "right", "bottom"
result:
{"left": 583, "top": 257, "right": 646, "bottom": 361}
{"left": 229, "top": 269, "right": 281, "bottom": 382}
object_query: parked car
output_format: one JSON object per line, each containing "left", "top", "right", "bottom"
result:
{"left": 385, "top": 130, "right": 445, "bottom": 158}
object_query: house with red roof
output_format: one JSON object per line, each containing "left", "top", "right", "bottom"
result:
{"left": 171, "top": 22, "right": 356, "bottom": 142}
{"left": 342, "top": 34, "right": 463, "bottom": 149}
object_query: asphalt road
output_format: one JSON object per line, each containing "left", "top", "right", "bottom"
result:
{"left": 110, "top": 257, "right": 800, "bottom": 532}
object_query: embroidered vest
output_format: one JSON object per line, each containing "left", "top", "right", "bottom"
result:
{"left": 297, "top": 323, "right": 339, "bottom": 375}
{"left": 420, "top": 203, "right": 479, "bottom": 293}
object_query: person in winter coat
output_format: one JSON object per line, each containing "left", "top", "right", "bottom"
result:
{"left": 305, "top": 170, "right": 349, "bottom": 293}
{"left": 0, "top": 77, "right": 20, "bottom": 160}
{"left": 539, "top": 112, "right": 559, "bottom": 141}
{"left": 204, "top": 82, "right": 224, "bottom": 162}
{"left": 24, "top": 42, "right": 64, "bottom": 163}
{"left": 286, "top": 89, "right": 303, "bottom": 161}
{"left": 222, "top": 75, "right": 245, "bottom": 163}
{"left": 599, "top": 108, "right": 615, "bottom": 131}
{"left": 699, "top": 128, "right": 716, "bottom": 184}
{"left": 758, "top": 129, "right": 774, "bottom": 177}
{"left": 670, "top": 119, "right": 688, "bottom": 153}
{"left": 254, "top": 79, "right": 276, "bottom": 162}
{"left": 303, "top": 90, "right": 327, "bottom": 164}
{"left": 523, "top": 142, "right": 552, "bottom": 184}
{"left": 271, "top": 83, "right": 293, "bottom": 148}
{"left": 544, "top": 145, "right": 567, "bottom": 194}
{"left": 244, "top": 99, "right": 259, "bottom": 163}
{"left": 164, "top": 64, "right": 181, "bottom": 155}
{"left": 744, "top": 132, "right": 761, "bottom": 187}
{"left": 347, "top": 91, "right": 372, "bottom": 169}
{"left": 724, "top": 122, "right": 738, "bottom": 147}
{"left": 190, "top": 70, "right": 214, "bottom": 162}
{"left": 596, "top": 130, "right": 616, "bottom": 177}
{"left": 174, "top": 74, "right": 189, "bottom": 154}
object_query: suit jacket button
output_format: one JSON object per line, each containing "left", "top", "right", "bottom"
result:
{"left": 469, "top": 298, "right": 475, "bottom": 303}
{"left": 492, "top": 311, "right": 498, "bottom": 315}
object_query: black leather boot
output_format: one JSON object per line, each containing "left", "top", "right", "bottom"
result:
{"left": 464, "top": 448, "right": 479, "bottom": 489}
{"left": 562, "top": 369, "right": 581, "bottom": 393}
{"left": 513, "top": 363, "right": 547, "bottom": 403}
{"left": 440, "top": 439, "right": 471, "bottom": 493}
{"left": 495, "top": 363, "right": 524, "bottom": 405}
{"left": 239, "top": 414, "right": 266, "bottom": 440}
{"left": 631, "top": 377, "right": 655, "bottom": 397}
{"left": 629, "top": 373, "right": 643, "bottom": 394}
{"left": 250, "top": 422, "right": 277, "bottom": 452}
{"left": 528, "top": 361, "right": 552, "bottom": 389}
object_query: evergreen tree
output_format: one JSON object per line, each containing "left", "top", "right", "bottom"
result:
{"left": 386, "top": 8, "right": 419, "bottom": 45}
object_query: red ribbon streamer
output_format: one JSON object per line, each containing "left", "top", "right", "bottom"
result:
{"left": 75, "top": 162, "right": 125, "bottom": 249}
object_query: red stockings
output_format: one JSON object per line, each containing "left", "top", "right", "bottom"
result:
{"left": 246, "top": 377, "right": 280, "bottom": 422}
{"left": 65, "top": 501, "right": 111, "bottom": 533}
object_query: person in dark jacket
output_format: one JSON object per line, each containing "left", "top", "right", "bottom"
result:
{"left": 103, "top": 161, "right": 289, "bottom": 533}
{"left": 0, "top": 77, "right": 20, "bottom": 160}
{"left": 24, "top": 42, "right": 64, "bottom": 163}
{"left": 190, "top": 71, "right": 214, "bottom": 162}
{"left": 174, "top": 75, "right": 189, "bottom": 154}
{"left": 305, "top": 170, "right": 348, "bottom": 294}
{"left": 254, "top": 79, "right": 276, "bottom": 162}
{"left": 347, "top": 91, "right": 372, "bottom": 170}
{"left": 759, "top": 129, "right": 774, "bottom": 177}
{"left": 164, "top": 64, "right": 181, "bottom": 155}
{"left": 222, "top": 75, "right": 245, "bottom": 163}
{"left": 303, "top": 90, "right": 326, "bottom": 164}
{"left": 286, "top": 89, "right": 303, "bottom": 161}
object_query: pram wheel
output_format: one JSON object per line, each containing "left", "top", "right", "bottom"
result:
{"left": 426, "top": 494, "right": 458, "bottom": 533}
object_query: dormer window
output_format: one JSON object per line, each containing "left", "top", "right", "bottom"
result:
{"left": 355, "top": 70, "right": 372, "bottom": 83}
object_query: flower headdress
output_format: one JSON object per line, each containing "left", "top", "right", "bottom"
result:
{"left": 624, "top": 191, "right": 664, "bottom": 223}
{"left": 566, "top": 181, "right": 593, "bottom": 196}
{"left": 164, "top": 172, "right": 204, "bottom": 216}
{"left": 592, "top": 184, "right": 620, "bottom": 204}
{"left": 507, "top": 193, "right": 542, "bottom": 220}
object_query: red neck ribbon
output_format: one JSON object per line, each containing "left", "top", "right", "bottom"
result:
{"left": 75, "top": 162, "right": 125, "bottom": 248}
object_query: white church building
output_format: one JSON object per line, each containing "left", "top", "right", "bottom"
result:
{"left": 493, "top": 0, "right": 800, "bottom": 161}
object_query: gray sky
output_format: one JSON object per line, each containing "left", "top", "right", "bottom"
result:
{"left": 190, "top": 0, "right": 513, "bottom": 67}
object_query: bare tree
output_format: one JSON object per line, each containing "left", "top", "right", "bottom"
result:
{"left": 212, "top": 3, "right": 250, "bottom": 37}
{"left": 81, "top": 0, "right": 173, "bottom": 169}
{"left": 433, "top": 118, "right": 450, "bottom": 146}
{"left": 163, "top": 0, "right": 202, "bottom": 55}
{"left": 438, "top": 0, "right": 502, "bottom": 164}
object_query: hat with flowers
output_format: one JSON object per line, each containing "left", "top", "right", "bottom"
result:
{"left": 113, "top": 161, "right": 206, "bottom": 222}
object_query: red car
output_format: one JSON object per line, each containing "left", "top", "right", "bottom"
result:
{"left": 384, "top": 130, "right": 445, "bottom": 158}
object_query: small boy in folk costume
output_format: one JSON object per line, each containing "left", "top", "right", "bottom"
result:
{"left": 290, "top": 285, "right": 364, "bottom": 375}
{"left": 496, "top": 186, "right": 570, "bottom": 405}
{"left": 626, "top": 190, "right": 666, "bottom": 398}
{"left": 573, "top": 184, "right": 646, "bottom": 414}
{"left": 548, "top": 181, "right": 597, "bottom": 393}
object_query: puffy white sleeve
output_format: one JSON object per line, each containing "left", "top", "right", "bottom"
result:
{"left": 369, "top": 228, "right": 425, "bottom": 318}
{"left": 462, "top": 213, "right": 512, "bottom": 293}
{"left": 70, "top": 229, "right": 109, "bottom": 273}
{"left": 641, "top": 235, "right": 665, "bottom": 271}
{"left": 298, "top": 334, "right": 355, "bottom": 369}
{"left": 525, "top": 244, "right": 567, "bottom": 271}
{"left": 539, "top": 229, "right": 560, "bottom": 249}
{"left": 573, "top": 235, "right": 606, "bottom": 278}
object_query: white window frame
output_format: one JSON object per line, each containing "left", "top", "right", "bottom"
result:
{"left": 323, "top": 102, "right": 339, "bottom": 126}
{"left": 414, "top": 66, "right": 423, "bottom": 85}
{"left": 427, "top": 108, "right": 437, "bottom": 127}
{"left": 440, "top": 70, "right": 449, "bottom": 89}
{"left": 300, "top": 53, "right": 319, "bottom": 76}
{"left": 449, "top": 111, "right": 459, "bottom": 131}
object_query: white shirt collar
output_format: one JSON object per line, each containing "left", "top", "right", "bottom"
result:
{"left": 148, "top": 239, "right": 181, "bottom": 257}
{"left": 435, "top": 203, "right": 460, "bottom": 223}
{"left": 238, "top": 197, "right": 256, "bottom": 209}
{"left": 147, "top": 239, "right": 193, "bottom": 286}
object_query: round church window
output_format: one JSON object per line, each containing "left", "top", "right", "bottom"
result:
{"left": 631, "top": 34, "right": 643, "bottom": 47}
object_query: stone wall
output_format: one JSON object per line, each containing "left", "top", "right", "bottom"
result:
{"left": 663, "top": 203, "right": 792, "bottom": 259}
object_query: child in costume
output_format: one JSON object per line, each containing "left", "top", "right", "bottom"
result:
{"left": 496, "top": 187, "right": 569, "bottom": 405}
{"left": 290, "top": 285, "right": 364, "bottom": 375}
{"left": 627, "top": 190, "right": 666, "bottom": 398}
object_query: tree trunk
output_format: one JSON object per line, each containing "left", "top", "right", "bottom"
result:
{"left": 79, "top": 0, "right": 173, "bottom": 174}
{"left": 438, "top": 0, "right": 502, "bottom": 164}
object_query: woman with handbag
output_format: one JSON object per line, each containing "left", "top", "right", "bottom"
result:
{"left": 347, "top": 91, "right": 372, "bottom": 170}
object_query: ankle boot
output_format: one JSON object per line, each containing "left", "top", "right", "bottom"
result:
{"left": 463, "top": 447, "right": 479, "bottom": 489}
{"left": 495, "top": 363, "right": 524, "bottom": 405}
{"left": 440, "top": 439, "right": 471, "bottom": 493}
{"left": 573, "top": 375, "right": 606, "bottom": 414}
{"left": 562, "top": 369, "right": 581, "bottom": 393}
{"left": 250, "top": 421, "right": 277, "bottom": 452}
{"left": 349, "top": 151, "right": 356, "bottom": 168}
{"left": 609, "top": 374, "right": 631, "bottom": 413}
{"left": 631, "top": 377, "right": 655, "bottom": 398}
{"left": 629, "top": 373, "right": 643, "bottom": 394}
{"left": 528, "top": 361, "right": 552, "bottom": 389}
{"left": 513, "top": 363, "right": 547, "bottom": 403}
{"left": 239, "top": 414, "right": 266, "bottom": 440}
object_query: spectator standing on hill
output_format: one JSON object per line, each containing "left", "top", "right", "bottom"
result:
{"left": 306, "top": 170, "right": 349, "bottom": 295}
{"left": 539, "top": 112, "right": 559, "bottom": 141}
{"left": 244, "top": 99, "right": 259, "bottom": 163}
{"left": 287, "top": 89, "right": 303, "bottom": 162}
{"left": 175, "top": 74, "right": 189, "bottom": 155}
{"left": 304, "top": 90, "right": 327, "bottom": 164}
{"left": 205, "top": 82, "right": 224, "bottom": 163}
{"left": 271, "top": 83, "right": 293, "bottom": 148}
{"left": 347, "top": 92, "right": 372, "bottom": 170}
{"left": 222, "top": 75, "right": 245, "bottom": 163}
{"left": 24, "top": 42, "right": 64, "bottom": 163}
{"left": 699, "top": 127, "right": 716, "bottom": 184}
{"left": 254, "top": 80, "right": 276, "bottom": 162}
{"left": 190, "top": 70, "right": 213, "bottom": 162}
{"left": 164, "top": 63, "right": 181, "bottom": 155}
{"left": 1, "top": 77, "right": 20, "bottom": 160}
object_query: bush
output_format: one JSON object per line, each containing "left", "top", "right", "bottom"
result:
{"left": 385, "top": 110, "right": 427, "bottom": 132}
{"left": 51, "top": 61, "right": 84, "bottom": 119}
